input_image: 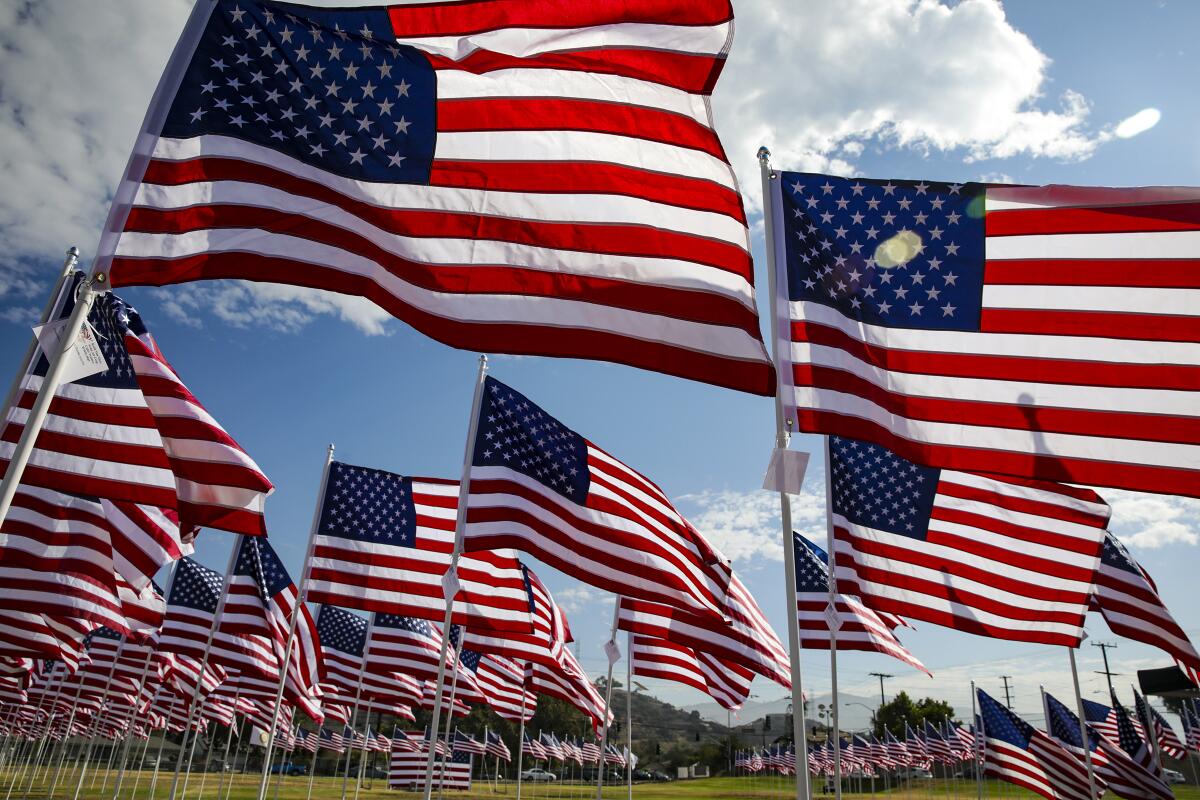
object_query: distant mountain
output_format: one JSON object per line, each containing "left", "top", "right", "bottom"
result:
{"left": 685, "top": 690, "right": 880, "bottom": 732}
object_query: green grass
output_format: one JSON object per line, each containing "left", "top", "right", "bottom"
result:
{"left": 4, "top": 770, "right": 1199, "bottom": 800}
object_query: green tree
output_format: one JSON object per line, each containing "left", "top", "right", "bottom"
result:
{"left": 874, "top": 691, "right": 955, "bottom": 737}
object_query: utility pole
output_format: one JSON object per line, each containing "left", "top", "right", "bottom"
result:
{"left": 999, "top": 676, "right": 1014, "bottom": 709}
{"left": 868, "top": 673, "right": 894, "bottom": 707}
{"left": 1092, "top": 642, "right": 1120, "bottom": 697}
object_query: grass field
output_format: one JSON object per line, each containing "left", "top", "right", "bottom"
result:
{"left": 3, "top": 770, "right": 1199, "bottom": 800}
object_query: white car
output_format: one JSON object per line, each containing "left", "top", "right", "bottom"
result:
{"left": 1162, "top": 769, "right": 1185, "bottom": 785}
{"left": 521, "top": 768, "right": 558, "bottom": 783}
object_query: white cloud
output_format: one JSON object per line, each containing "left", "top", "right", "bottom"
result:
{"left": 1105, "top": 489, "right": 1200, "bottom": 549}
{"left": 716, "top": 0, "right": 1113, "bottom": 211}
{"left": 677, "top": 479, "right": 829, "bottom": 564}
{"left": 555, "top": 585, "right": 604, "bottom": 614}
{"left": 150, "top": 282, "right": 392, "bottom": 336}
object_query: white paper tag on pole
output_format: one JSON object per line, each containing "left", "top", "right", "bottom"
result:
{"left": 824, "top": 602, "right": 842, "bottom": 631}
{"left": 603, "top": 639, "right": 621, "bottom": 666}
{"left": 440, "top": 566, "right": 462, "bottom": 600}
{"left": 762, "top": 448, "right": 810, "bottom": 494}
{"left": 32, "top": 318, "right": 107, "bottom": 385}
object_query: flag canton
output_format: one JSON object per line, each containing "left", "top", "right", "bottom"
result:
{"left": 319, "top": 462, "right": 417, "bottom": 547}
{"left": 1100, "top": 533, "right": 1142, "bottom": 575}
{"left": 163, "top": 0, "right": 436, "bottom": 184}
{"left": 36, "top": 285, "right": 143, "bottom": 390}
{"left": 459, "top": 648, "right": 481, "bottom": 673}
{"left": 779, "top": 171, "right": 985, "bottom": 331}
{"left": 978, "top": 690, "right": 1032, "bottom": 749}
{"left": 829, "top": 437, "right": 939, "bottom": 538}
{"left": 168, "top": 557, "right": 223, "bottom": 612}
{"left": 1045, "top": 694, "right": 1098, "bottom": 750}
{"left": 375, "top": 614, "right": 433, "bottom": 639}
{"left": 1114, "top": 702, "right": 1147, "bottom": 758}
{"left": 316, "top": 605, "right": 367, "bottom": 656}
{"left": 233, "top": 536, "right": 292, "bottom": 597}
{"left": 86, "top": 627, "right": 123, "bottom": 644}
{"left": 792, "top": 532, "right": 832, "bottom": 593}
{"left": 472, "top": 377, "right": 590, "bottom": 502}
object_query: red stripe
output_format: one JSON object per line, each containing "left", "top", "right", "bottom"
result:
{"left": 426, "top": 47, "right": 726, "bottom": 95}
{"left": 110, "top": 253, "right": 776, "bottom": 397}
{"left": 980, "top": 308, "right": 1200, "bottom": 343}
{"left": 13, "top": 388, "right": 157, "bottom": 429}
{"left": 388, "top": 0, "right": 733, "bottom": 35}
{"left": 984, "top": 259, "right": 1200, "bottom": 288}
{"left": 125, "top": 190, "right": 752, "bottom": 282}
{"left": 438, "top": 96, "right": 727, "bottom": 159}
{"left": 791, "top": 364, "right": 1200, "bottom": 445}
{"left": 0, "top": 463, "right": 175, "bottom": 510}
{"left": 791, "top": 320, "right": 1200, "bottom": 391}
{"left": 936, "top": 477, "right": 1108, "bottom": 529}
{"left": 985, "top": 202, "right": 1200, "bottom": 236}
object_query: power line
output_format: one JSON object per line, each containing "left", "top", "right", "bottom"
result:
{"left": 1091, "top": 641, "right": 1120, "bottom": 697}
{"left": 999, "top": 676, "right": 1014, "bottom": 709}
{"left": 868, "top": 672, "right": 894, "bottom": 707}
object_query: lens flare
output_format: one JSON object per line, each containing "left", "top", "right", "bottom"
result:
{"left": 874, "top": 230, "right": 923, "bottom": 268}
{"left": 1115, "top": 108, "right": 1161, "bottom": 139}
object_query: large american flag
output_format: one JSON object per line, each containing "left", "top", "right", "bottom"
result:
{"left": 769, "top": 172, "right": 1200, "bottom": 496}
{"left": 1090, "top": 532, "right": 1200, "bottom": 689}
{"left": 524, "top": 646, "right": 612, "bottom": 732}
{"left": 314, "top": 604, "right": 420, "bottom": 716}
{"left": 828, "top": 436, "right": 1108, "bottom": 645}
{"left": 464, "top": 376, "right": 732, "bottom": 620}
{"left": 392, "top": 746, "right": 471, "bottom": 791}
{"left": 229, "top": 536, "right": 323, "bottom": 721}
{"left": 306, "top": 462, "right": 532, "bottom": 633}
{"left": 367, "top": 614, "right": 480, "bottom": 700}
{"left": 485, "top": 730, "right": 510, "bottom": 762}
{"left": 1044, "top": 691, "right": 1171, "bottom": 800}
{"left": 453, "top": 640, "right": 535, "bottom": 723}
{"left": 629, "top": 633, "right": 752, "bottom": 711}
{"left": 0, "top": 284, "right": 273, "bottom": 535}
{"left": 792, "top": 532, "right": 928, "bottom": 675}
{"left": 104, "top": 0, "right": 773, "bottom": 396}
{"left": 461, "top": 564, "right": 569, "bottom": 670}
{"left": 978, "top": 689, "right": 1096, "bottom": 800}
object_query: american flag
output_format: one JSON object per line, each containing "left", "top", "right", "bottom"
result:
{"left": 605, "top": 743, "right": 626, "bottom": 766}
{"left": 306, "top": 463, "right": 533, "bottom": 633}
{"left": 1, "top": 283, "right": 273, "bottom": 534}
{"left": 1112, "top": 696, "right": 1161, "bottom": 775}
{"left": 923, "top": 721, "right": 956, "bottom": 763}
{"left": 295, "top": 727, "right": 319, "bottom": 753}
{"left": 453, "top": 638, "right": 535, "bottom": 723}
{"left": 315, "top": 604, "right": 420, "bottom": 716}
{"left": 792, "top": 532, "right": 928, "bottom": 674}
{"left": 1044, "top": 691, "right": 1171, "bottom": 800}
{"left": 367, "top": 614, "right": 479, "bottom": 699}
{"left": 978, "top": 689, "right": 1096, "bottom": 800}
{"left": 580, "top": 739, "right": 602, "bottom": 764}
{"left": 540, "top": 731, "right": 564, "bottom": 761}
{"left": 1182, "top": 701, "right": 1200, "bottom": 754}
{"left": 105, "top": 0, "right": 772, "bottom": 396}
{"left": 828, "top": 436, "right": 1108, "bottom": 645}
{"left": 906, "top": 722, "right": 930, "bottom": 765}
{"left": 524, "top": 646, "right": 611, "bottom": 732}
{"left": 523, "top": 731, "right": 547, "bottom": 760}
{"left": 617, "top": 573, "right": 791, "bottom": 689}
{"left": 485, "top": 730, "right": 511, "bottom": 762}
{"left": 0, "top": 613, "right": 89, "bottom": 671}
{"left": 769, "top": 172, "right": 1200, "bottom": 496}
{"left": 884, "top": 728, "right": 911, "bottom": 766}
{"left": 1135, "top": 691, "right": 1187, "bottom": 760}
{"left": 452, "top": 729, "right": 486, "bottom": 756}
{"left": 461, "top": 564, "right": 569, "bottom": 670}
{"left": 464, "top": 377, "right": 732, "bottom": 619}
{"left": 391, "top": 746, "right": 472, "bottom": 791}
{"left": 101, "top": 501, "right": 187, "bottom": 592}
{"left": 1091, "top": 532, "right": 1199, "bottom": 689}
{"left": 319, "top": 726, "right": 346, "bottom": 753}
{"left": 229, "top": 535, "right": 324, "bottom": 721}
{"left": 116, "top": 577, "right": 166, "bottom": 641}
{"left": 629, "top": 633, "right": 752, "bottom": 711}
{"left": 1080, "top": 697, "right": 1123, "bottom": 748}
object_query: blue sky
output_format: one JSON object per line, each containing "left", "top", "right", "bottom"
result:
{"left": 0, "top": 0, "right": 1198, "bottom": 728}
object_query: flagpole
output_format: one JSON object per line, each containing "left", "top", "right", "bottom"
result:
{"left": 759, "top": 145, "right": 812, "bottom": 800}
{"left": 436, "top": 631, "right": 467, "bottom": 800}
{"left": 595, "top": 597, "right": 622, "bottom": 800}
{"left": 969, "top": 684, "right": 982, "bottom": 800}
{"left": 255, "top": 443, "right": 335, "bottom": 800}
{"left": 166, "top": 537, "right": 240, "bottom": 800}
{"left": 147, "top": 694, "right": 177, "bottom": 800}
{"left": 516, "top": 670, "right": 528, "bottom": 800}
{"left": 1133, "top": 683, "right": 1165, "bottom": 771}
{"left": 110, "top": 645, "right": 157, "bottom": 800}
{"left": 626, "top": 630, "right": 633, "bottom": 800}
{"left": 72, "top": 637, "right": 125, "bottom": 800}
{"left": 423, "top": 354, "right": 488, "bottom": 800}
{"left": 1063, "top": 650, "right": 1100, "bottom": 800}
{"left": 305, "top": 730, "right": 320, "bottom": 800}
{"left": 214, "top": 686, "right": 243, "bottom": 800}
{"left": 340, "top": 615, "right": 373, "bottom": 800}
{"left": 823, "top": 439, "right": 843, "bottom": 800}
{"left": 224, "top": 713, "right": 247, "bottom": 800}
{"left": 353, "top": 711, "right": 374, "bottom": 800}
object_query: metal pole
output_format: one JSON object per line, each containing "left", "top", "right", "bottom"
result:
{"left": 516, "top": 671, "right": 528, "bottom": 800}
{"left": 436, "top": 634, "right": 467, "bottom": 800}
{"left": 341, "top": 616, "right": 373, "bottom": 800}
{"left": 305, "top": 731, "right": 320, "bottom": 800}
{"left": 353, "top": 712, "right": 374, "bottom": 800}
{"left": 595, "top": 598, "right": 621, "bottom": 800}
{"left": 178, "top": 695, "right": 210, "bottom": 800}
{"left": 147, "top": 695, "right": 177, "bottom": 800}
{"left": 1065, "top": 652, "right": 1100, "bottom": 800}
{"left": 422, "top": 354, "right": 488, "bottom": 800}
{"left": 255, "top": 444, "right": 335, "bottom": 800}
{"left": 167, "top": 538, "right": 240, "bottom": 800}
{"left": 758, "top": 145, "right": 812, "bottom": 800}
{"left": 111, "top": 646, "right": 157, "bottom": 800}
{"left": 73, "top": 639, "right": 126, "bottom": 800}
{"left": 823, "top": 441, "right": 842, "bottom": 800}
{"left": 224, "top": 715, "right": 247, "bottom": 800}
{"left": 1134, "top": 684, "right": 1164, "bottom": 772}
{"left": 129, "top": 727, "right": 154, "bottom": 800}
{"left": 626, "top": 630, "right": 633, "bottom": 800}
{"left": 214, "top": 690, "right": 243, "bottom": 800}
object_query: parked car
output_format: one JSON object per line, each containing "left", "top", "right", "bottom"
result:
{"left": 366, "top": 767, "right": 389, "bottom": 779}
{"left": 1163, "top": 769, "right": 1185, "bottom": 785}
{"left": 651, "top": 771, "right": 673, "bottom": 782}
{"left": 520, "top": 768, "right": 557, "bottom": 782}
{"left": 900, "top": 767, "right": 932, "bottom": 779}
{"left": 633, "top": 769, "right": 653, "bottom": 781}
{"left": 269, "top": 763, "right": 307, "bottom": 776}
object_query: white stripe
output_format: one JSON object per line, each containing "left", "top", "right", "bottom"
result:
{"left": 5, "top": 405, "right": 163, "bottom": 448}
{"left": 790, "top": 300, "right": 1200, "bottom": 364}
{"left": 986, "top": 229, "right": 1200, "bottom": 261}
{"left": 940, "top": 470, "right": 1109, "bottom": 521}
{"left": 983, "top": 284, "right": 1200, "bottom": 316}
{"left": 789, "top": 340, "right": 1199, "bottom": 417}
{"left": 435, "top": 66, "right": 711, "bottom": 126}
{"left": 0, "top": 441, "right": 175, "bottom": 491}
{"left": 929, "top": 495, "right": 1105, "bottom": 567}
{"left": 405, "top": 21, "right": 732, "bottom": 60}
{"left": 986, "top": 185, "right": 1200, "bottom": 211}
{"left": 119, "top": 229, "right": 770, "bottom": 364}
{"left": 790, "top": 385, "right": 1200, "bottom": 471}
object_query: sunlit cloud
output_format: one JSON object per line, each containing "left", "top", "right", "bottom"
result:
{"left": 1114, "top": 107, "right": 1161, "bottom": 139}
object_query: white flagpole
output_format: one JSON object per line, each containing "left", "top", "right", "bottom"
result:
{"left": 147, "top": 694, "right": 177, "bottom": 800}
{"left": 166, "top": 538, "right": 240, "bottom": 800}
{"left": 516, "top": 671, "right": 528, "bottom": 800}
{"left": 626, "top": 630, "right": 633, "bottom": 800}
{"left": 255, "top": 443, "right": 335, "bottom": 800}
{"left": 72, "top": 637, "right": 125, "bottom": 800}
{"left": 970, "top": 682, "right": 982, "bottom": 800}
{"left": 214, "top": 689, "right": 242, "bottom": 800}
{"left": 758, "top": 145, "right": 812, "bottom": 800}
{"left": 1133, "top": 683, "right": 1164, "bottom": 771}
{"left": 1066, "top": 650, "right": 1100, "bottom": 800}
{"left": 595, "top": 598, "right": 622, "bottom": 800}
{"left": 436, "top": 631, "right": 467, "bottom": 800}
{"left": 340, "top": 615, "right": 374, "bottom": 800}
{"left": 823, "top": 438, "right": 843, "bottom": 800}
{"left": 423, "top": 354, "right": 488, "bottom": 800}
{"left": 305, "top": 729, "right": 320, "bottom": 800}
{"left": 353, "top": 712, "right": 374, "bottom": 800}
{"left": 109, "top": 645, "right": 157, "bottom": 800}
